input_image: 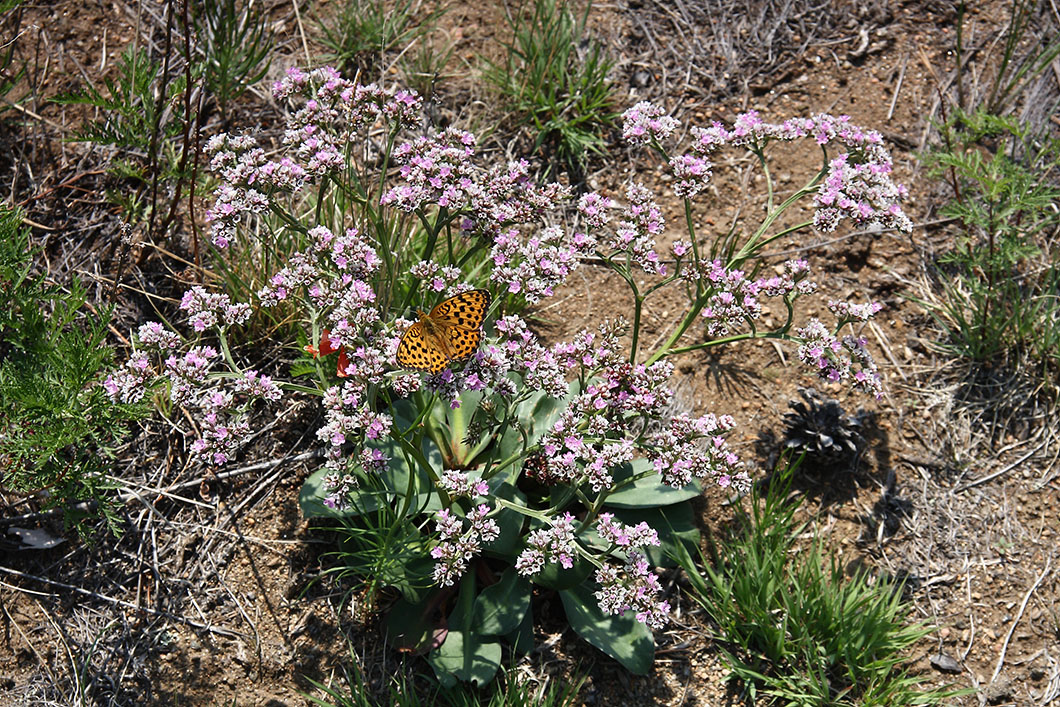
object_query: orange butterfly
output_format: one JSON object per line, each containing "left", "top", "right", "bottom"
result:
{"left": 396, "top": 289, "right": 491, "bottom": 374}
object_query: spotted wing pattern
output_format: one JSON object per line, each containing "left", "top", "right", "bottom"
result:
{"left": 428, "top": 289, "right": 490, "bottom": 329}
{"left": 441, "top": 324, "right": 482, "bottom": 362}
{"left": 396, "top": 289, "right": 491, "bottom": 374}
{"left": 395, "top": 322, "right": 447, "bottom": 373}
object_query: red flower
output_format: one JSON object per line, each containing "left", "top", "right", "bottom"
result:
{"left": 305, "top": 329, "right": 349, "bottom": 377}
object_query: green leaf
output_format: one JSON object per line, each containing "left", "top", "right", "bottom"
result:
{"left": 560, "top": 582, "right": 654, "bottom": 675}
{"left": 385, "top": 595, "right": 446, "bottom": 655}
{"left": 607, "top": 502, "right": 699, "bottom": 568}
{"left": 297, "top": 434, "right": 443, "bottom": 519}
{"left": 604, "top": 458, "right": 702, "bottom": 508}
{"left": 395, "top": 554, "right": 436, "bottom": 604}
{"left": 429, "top": 583, "right": 502, "bottom": 686}
{"left": 531, "top": 553, "right": 594, "bottom": 590}
{"left": 473, "top": 568, "right": 531, "bottom": 636}
{"left": 428, "top": 630, "right": 502, "bottom": 687}
{"left": 505, "top": 604, "right": 535, "bottom": 656}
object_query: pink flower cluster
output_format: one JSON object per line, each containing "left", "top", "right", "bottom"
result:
{"left": 796, "top": 319, "right": 883, "bottom": 399}
{"left": 105, "top": 330, "right": 282, "bottom": 465}
{"left": 627, "top": 103, "right": 911, "bottom": 229}
{"left": 828, "top": 299, "right": 884, "bottom": 323}
{"left": 439, "top": 470, "right": 489, "bottom": 499}
{"left": 596, "top": 513, "right": 659, "bottom": 549}
{"left": 431, "top": 505, "right": 500, "bottom": 586}
{"left": 277, "top": 67, "right": 420, "bottom": 176}
{"left": 205, "top": 68, "right": 421, "bottom": 248}
{"left": 383, "top": 136, "right": 570, "bottom": 242}
{"left": 466, "top": 160, "right": 570, "bottom": 238}
{"left": 529, "top": 320, "right": 744, "bottom": 495}
{"left": 163, "top": 346, "right": 218, "bottom": 406}
{"left": 592, "top": 514, "right": 669, "bottom": 628}
{"left": 381, "top": 128, "right": 478, "bottom": 211}
{"left": 577, "top": 192, "right": 614, "bottom": 229}
{"left": 179, "top": 364, "right": 281, "bottom": 466}
{"left": 102, "top": 353, "right": 152, "bottom": 404}
{"left": 699, "top": 262, "right": 762, "bottom": 337}
{"left": 594, "top": 552, "right": 670, "bottom": 630}
{"left": 408, "top": 261, "right": 465, "bottom": 294}
{"left": 621, "top": 101, "right": 678, "bottom": 146}
{"left": 600, "top": 184, "right": 665, "bottom": 274}
{"left": 688, "top": 110, "right": 886, "bottom": 153}
{"left": 258, "top": 225, "right": 383, "bottom": 351}
{"left": 136, "top": 321, "right": 181, "bottom": 351}
{"left": 756, "top": 259, "right": 816, "bottom": 298}
{"left": 669, "top": 152, "right": 713, "bottom": 199}
{"left": 646, "top": 413, "right": 749, "bottom": 490}
{"left": 697, "top": 259, "right": 818, "bottom": 337}
{"left": 489, "top": 225, "right": 595, "bottom": 303}
{"left": 180, "top": 286, "right": 251, "bottom": 332}
{"left": 317, "top": 381, "right": 394, "bottom": 472}
{"left": 490, "top": 316, "right": 568, "bottom": 397}
{"left": 515, "top": 512, "right": 579, "bottom": 576}
{"left": 204, "top": 133, "right": 283, "bottom": 248}
{"left": 814, "top": 154, "right": 912, "bottom": 233}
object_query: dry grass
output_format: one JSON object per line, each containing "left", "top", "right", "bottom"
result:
{"left": 615, "top": 0, "right": 896, "bottom": 111}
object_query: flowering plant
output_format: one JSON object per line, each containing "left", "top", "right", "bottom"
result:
{"left": 105, "top": 68, "right": 908, "bottom": 683}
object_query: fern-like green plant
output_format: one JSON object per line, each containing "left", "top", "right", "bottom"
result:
{"left": 192, "top": 0, "right": 272, "bottom": 122}
{"left": 0, "top": 0, "right": 27, "bottom": 115}
{"left": 921, "top": 108, "right": 1060, "bottom": 373}
{"left": 53, "top": 47, "right": 188, "bottom": 224}
{"left": 0, "top": 204, "right": 148, "bottom": 536}
{"left": 55, "top": 47, "right": 184, "bottom": 154}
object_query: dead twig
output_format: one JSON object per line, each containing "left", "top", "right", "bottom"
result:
{"left": 887, "top": 54, "right": 908, "bottom": 121}
{"left": 0, "top": 565, "right": 244, "bottom": 639}
{"left": 991, "top": 556, "right": 1052, "bottom": 684}
{"left": 953, "top": 439, "right": 1048, "bottom": 493}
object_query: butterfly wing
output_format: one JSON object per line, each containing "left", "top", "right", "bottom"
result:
{"left": 428, "top": 289, "right": 490, "bottom": 330}
{"left": 396, "top": 322, "right": 448, "bottom": 374}
{"left": 397, "top": 290, "right": 490, "bottom": 374}
{"left": 441, "top": 324, "right": 482, "bottom": 364}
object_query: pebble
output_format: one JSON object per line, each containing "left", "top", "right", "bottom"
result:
{"left": 929, "top": 652, "right": 962, "bottom": 673}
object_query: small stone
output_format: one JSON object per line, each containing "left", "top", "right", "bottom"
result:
{"left": 983, "top": 678, "right": 1013, "bottom": 705}
{"left": 929, "top": 653, "right": 963, "bottom": 674}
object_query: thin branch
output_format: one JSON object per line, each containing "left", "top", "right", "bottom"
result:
{"left": 991, "top": 556, "right": 1052, "bottom": 684}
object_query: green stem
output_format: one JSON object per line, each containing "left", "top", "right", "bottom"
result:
{"left": 731, "top": 150, "right": 828, "bottom": 262}
{"left": 393, "top": 432, "right": 449, "bottom": 510}
{"left": 574, "top": 466, "right": 660, "bottom": 534}
{"left": 277, "top": 381, "right": 323, "bottom": 396}
{"left": 684, "top": 200, "right": 703, "bottom": 277}
{"left": 645, "top": 159, "right": 827, "bottom": 365}
{"left": 667, "top": 329, "right": 792, "bottom": 357}
{"left": 217, "top": 330, "right": 241, "bottom": 374}
{"left": 630, "top": 291, "right": 645, "bottom": 363}
{"left": 752, "top": 143, "right": 775, "bottom": 213}
{"left": 494, "top": 495, "right": 554, "bottom": 523}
